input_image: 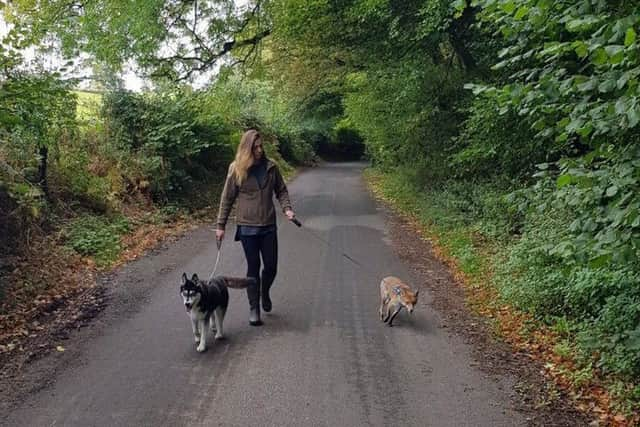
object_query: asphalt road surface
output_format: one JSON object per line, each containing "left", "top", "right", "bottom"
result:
{"left": 4, "top": 162, "right": 526, "bottom": 427}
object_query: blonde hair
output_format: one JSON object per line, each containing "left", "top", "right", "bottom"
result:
{"left": 232, "top": 129, "right": 261, "bottom": 185}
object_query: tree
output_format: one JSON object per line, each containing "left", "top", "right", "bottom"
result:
{"left": 1, "top": 71, "right": 76, "bottom": 198}
{"left": 3, "top": 0, "right": 272, "bottom": 82}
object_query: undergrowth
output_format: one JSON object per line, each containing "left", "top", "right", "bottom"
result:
{"left": 64, "top": 215, "right": 131, "bottom": 268}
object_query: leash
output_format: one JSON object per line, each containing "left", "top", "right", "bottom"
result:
{"left": 206, "top": 217, "right": 382, "bottom": 281}
{"left": 288, "top": 217, "right": 384, "bottom": 280}
{"left": 208, "top": 238, "right": 223, "bottom": 281}
{"left": 206, "top": 219, "right": 292, "bottom": 281}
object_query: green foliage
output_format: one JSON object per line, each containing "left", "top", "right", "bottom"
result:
{"left": 1, "top": 74, "right": 76, "bottom": 146}
{"left": 74, "top": 91, "right": 103, "bottom": 125}
{"left": 343, "top": 59, "right": 467, "bottom": 172}
{"left": 1, "top": 72, "right": 77, "bottom": 234}
{"left": 314, "top": 120, "right": 365, "bottom": 160}
{"left": 53, "top": 139, "right": 115, "bottom": 212}
{"left": 473, "top": 0, "right": 640, "bottom": 146}
{"left": 451, "top": 96, "right": 549, "bottom": 180}
{"left": 495, "top": 178, "right": 640, "bottom": 376}
{"left": 0, "top": 179, "right": 42, "bottom": 255}
{"left": 65, "top": 215, "right": 130, "bottom": 267}
{"left": 448, "top": 0, "right": 640, "bottom": 380}
{"left": 573, "top": 269, "right": 640, "bottom": 376}
{"left": 202, "top": 74, "right": 318, "bottom": 165}
{"left": 102, "top": 89, "right": 233, "bottom": 200}
{"left": 5, "top": 0, "right": 270, "bottom": 81}
{"left": 547, "top": 146, "right": 640, "bottom": 268}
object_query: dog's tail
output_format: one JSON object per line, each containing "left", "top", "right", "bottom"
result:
{"left": 220, "top": 276, "right": 258, "bottom": 289}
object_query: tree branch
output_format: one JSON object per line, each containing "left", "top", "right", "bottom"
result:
{"left": 149, "top": 0, "right": 270, "bottom": 81}
{"left": 152, "top": 28, "right": 272, "bottom": 81}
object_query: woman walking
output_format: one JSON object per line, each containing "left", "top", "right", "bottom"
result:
{"left": 216, "top": 129, "right": 295, "bottom": 326}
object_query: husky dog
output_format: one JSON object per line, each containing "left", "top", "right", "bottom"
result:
{"left": 379, "top": 276, "right": 419, "bottom": 327}
{"left": 180, "top": 273, "right": 256, "bottom": 352}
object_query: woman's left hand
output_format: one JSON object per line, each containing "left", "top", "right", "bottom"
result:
{"left": 285, "top": 209, "right": 295, "bottom": 220}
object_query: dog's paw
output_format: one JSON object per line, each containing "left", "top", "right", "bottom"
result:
{"left": 196, "top": 344, "right": 207, "bottom": 352}
{"left": 214, "top": 333, "right": 225, "bottom": 340}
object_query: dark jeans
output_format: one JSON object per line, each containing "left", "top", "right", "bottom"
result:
{"left": 239, "top": 230, "right": 278, "bottom": 292}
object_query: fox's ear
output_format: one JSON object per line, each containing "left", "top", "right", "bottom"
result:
{"left": 191, "top": 273, "right": 199, "bottom": 282}
{"left": 181, "top": 273, "right": 188, "bottom": 284}
{"left": 414, "top": 290, "right": 419, "bottom": 298}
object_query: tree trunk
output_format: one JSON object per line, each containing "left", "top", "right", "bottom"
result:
{"left": 38, "top": 145, "right": 49, "bottom": 199}
{"left": 448, "top": 4, "right": 478, "bottom": 71}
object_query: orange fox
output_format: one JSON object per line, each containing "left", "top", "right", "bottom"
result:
{"left": 379, "top": 276, "right": 419, "bottom": 326}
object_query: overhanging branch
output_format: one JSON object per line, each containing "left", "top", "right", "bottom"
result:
{"left": 150, "top": 0, "right": 271, "bottom": 81}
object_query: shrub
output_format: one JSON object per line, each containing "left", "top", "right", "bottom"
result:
{"left": 451, "top": 96, "right": 550, "bottom": 181}
{"left": 101, "top": 90, "right": 234, "bottom": 201}
{"left": 65, "top": 215, "right": 130, "bottom": 267}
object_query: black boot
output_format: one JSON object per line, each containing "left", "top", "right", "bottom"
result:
{"left": 246, "top": 280, "right": 263, "bottom": 326}
{"left": 261, "top": 281, "right": 272, "bottom": 313}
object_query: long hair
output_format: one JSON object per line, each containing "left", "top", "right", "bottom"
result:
{"left": 232, "top": 129, "right": 261, "bottom": 185}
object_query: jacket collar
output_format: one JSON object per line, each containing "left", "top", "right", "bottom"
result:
{"left": 265, "top": 158, "right": 277, "bottom": 171}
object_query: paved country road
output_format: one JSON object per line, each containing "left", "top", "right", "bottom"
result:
{"left": 3, "top": 162, "right": 527, "bottom": 427}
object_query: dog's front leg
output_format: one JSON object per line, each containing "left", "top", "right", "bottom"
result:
{"left": 191, "top": 317, "right": 200, "bottom": 344}
{"left": 213, "top": 307, "right": 224, "bottom": 340}
{"left": 197, "top": 319, "right": 207, "bottom": 352}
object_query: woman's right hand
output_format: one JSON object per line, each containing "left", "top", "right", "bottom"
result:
{"left": 216, "top": 229, "right": 225, "bottom": 241}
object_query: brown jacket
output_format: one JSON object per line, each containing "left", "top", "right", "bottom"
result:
{"left": 216, "top": 159, "right": 292, "bottom": 230}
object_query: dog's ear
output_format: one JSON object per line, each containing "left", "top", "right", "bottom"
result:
{"left": 191, "top": 273, "right": 199, "bottom": 282}
{"left": 181, "top": 273, "right": 188, "bottom": 285}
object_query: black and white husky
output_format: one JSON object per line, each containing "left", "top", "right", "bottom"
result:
{"left": 179, "top": 273, "right": 256, "bottom": 352}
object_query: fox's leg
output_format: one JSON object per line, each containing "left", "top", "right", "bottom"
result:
{"left": 379, "top": 281, "right": 387, "bottom": 319}
{"left": 383, "top": 303, "right": 393, "bottom": 323}
{"left": 388, "top": 306, "right": 403, "bottom": 327}
{"left": 197, "top": 319, "right": 207, "bottom": 352}
{"left": 379, "top": 296, "right": 389, "bottom": 320}
{"left": 191, "top": 317, "right": 200, "bottom": 343}
{"left": 214, "top": 307, "right": 225, "bottom": 340}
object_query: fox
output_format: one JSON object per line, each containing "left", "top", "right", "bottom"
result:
{"left": 379, "top": 276, "right": 419, "bottom": 327}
